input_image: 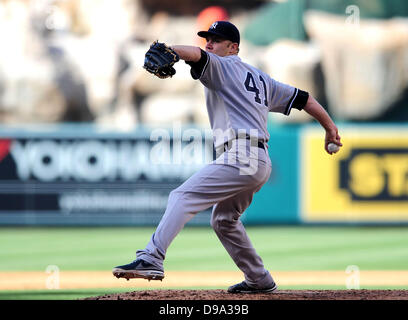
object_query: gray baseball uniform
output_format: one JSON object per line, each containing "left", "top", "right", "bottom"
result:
{"left": 136, "top": 50, "right": 308, "bottom": 288}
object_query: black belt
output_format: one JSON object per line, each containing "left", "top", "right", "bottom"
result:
{"left": 223, "top": 136, "right": 265, "bottom": 152}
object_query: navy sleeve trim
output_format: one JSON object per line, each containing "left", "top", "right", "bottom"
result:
{"left": 185, "top": 49, "right": 209, "bottom": 80}
{"left": 284, "top": 89, "right": 309, "bottom": 115}
{"left": 293, "top": 89, "right": 309, "bottom": 111}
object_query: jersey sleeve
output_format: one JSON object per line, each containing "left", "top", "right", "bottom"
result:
{"left": 268, "top": 77, "right": 309, "bottom": 115}
{"left": 185, "top": 50, "right": 224, "bottom": 89}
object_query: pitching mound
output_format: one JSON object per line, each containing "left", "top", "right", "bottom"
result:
{"left": 83, "top": 289, "right": 408, "bottom": 300}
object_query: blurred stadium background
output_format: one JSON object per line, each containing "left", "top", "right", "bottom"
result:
{"left": 0, "top": 0, "right": 407, "bottom": 299}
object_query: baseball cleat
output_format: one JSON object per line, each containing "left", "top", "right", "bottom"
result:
{"left": 112, "top": 259, "right": 165, "bottom": 281}
{"left": 227, "top": 281, "right": 277, "bottom": 294}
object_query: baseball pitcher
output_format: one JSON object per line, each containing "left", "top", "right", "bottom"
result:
{"left": 113, "top": 21, "right": 342, "bottom": 293}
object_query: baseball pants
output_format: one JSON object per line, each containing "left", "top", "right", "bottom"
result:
{"left": 137, "top": 141, "right": 275, "bottom": 288}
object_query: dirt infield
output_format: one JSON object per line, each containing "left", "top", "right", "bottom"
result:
{"left": 84, "top": 289, "right": 408, "bottom": 300}
{"left": 2, "top": 270, "right": 408, "bottom": 290}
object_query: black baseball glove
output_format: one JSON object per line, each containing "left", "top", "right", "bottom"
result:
{"left": 143, "top": 41, "right": 180, "bottom": 79}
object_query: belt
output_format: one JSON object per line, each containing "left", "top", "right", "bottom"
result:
{"left": 223, "top": 136, "right": 265, "bottom": 152}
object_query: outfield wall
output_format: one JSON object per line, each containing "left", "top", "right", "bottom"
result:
{"left": 0, "top": 123, "right": 406, "bottom": 225}
{"left": 0, "top": 124, "right": 214, "bottom": 226}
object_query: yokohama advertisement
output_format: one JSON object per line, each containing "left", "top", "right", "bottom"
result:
{"left": 0, "top": 125, "right": 213, "bottom": 225}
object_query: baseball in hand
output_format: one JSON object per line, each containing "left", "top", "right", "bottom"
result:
{"left": 328, "top": 143, "right": 340, "bottom": 153}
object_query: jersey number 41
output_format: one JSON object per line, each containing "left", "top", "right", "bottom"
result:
{"left": 244, "top": 72, "right": 268, "bottom": 107}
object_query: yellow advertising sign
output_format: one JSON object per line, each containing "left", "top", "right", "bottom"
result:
{"left": 301, "top": 126, "right": 408, "bottom": 222}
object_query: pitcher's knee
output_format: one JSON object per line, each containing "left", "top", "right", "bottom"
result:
{"left": 169, "top": 189, "right": 196, "bottom": 210}
{"left": 211, "top": 215, "right": 239, "bottom": 234}
{"left": 168, "top": 189, "right": 183, "bottom": 203}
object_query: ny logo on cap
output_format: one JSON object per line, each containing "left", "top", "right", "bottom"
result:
{"left": 210, "top": 22, "right": 218, "bottom": 29}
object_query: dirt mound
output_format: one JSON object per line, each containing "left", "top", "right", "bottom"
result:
{"left": 83, "top": 289, "right": 408, "bottom": 300}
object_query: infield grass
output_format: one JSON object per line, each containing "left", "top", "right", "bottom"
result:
{"left": 0, "top": 226, "right": 407, "bottom": 271}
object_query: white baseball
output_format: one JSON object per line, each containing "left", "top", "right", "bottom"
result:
{"left": 328, "top": 143, "right": 340, "bottom": 153}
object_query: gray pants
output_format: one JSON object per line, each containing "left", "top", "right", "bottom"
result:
{"left": 137, "top": 141, "right": 274, "bottom": 288}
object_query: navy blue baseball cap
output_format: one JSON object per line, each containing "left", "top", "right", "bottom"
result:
{"left": 198, "top": 21, "right": 240, "bottom": 45}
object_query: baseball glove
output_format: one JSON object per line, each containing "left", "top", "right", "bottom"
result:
{"left": 143, "top": 41, "right": 180, "bottom": 79}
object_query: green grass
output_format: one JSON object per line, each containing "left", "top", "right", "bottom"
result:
{"left": 0, "top": 289, "right": 119, "bottom": 300}
{"left": 0, "top": 226, "right": 407, "bottom": 272}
